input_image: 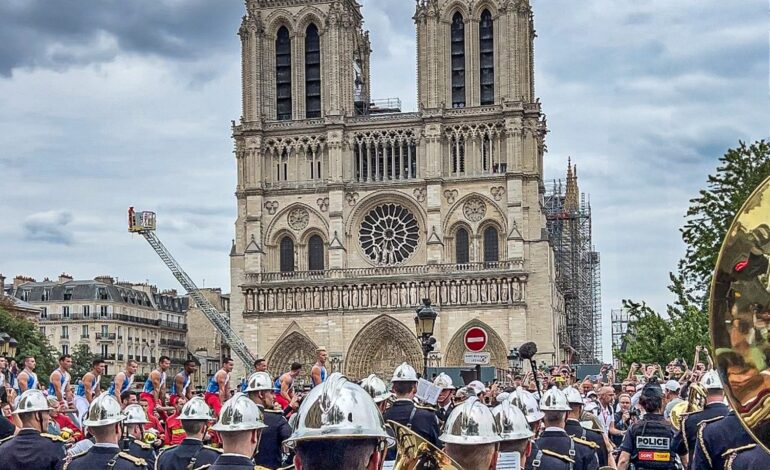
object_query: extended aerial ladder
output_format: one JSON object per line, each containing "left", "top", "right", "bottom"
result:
{"left": 128, "top": 207, "right": 255, "bottom": 368}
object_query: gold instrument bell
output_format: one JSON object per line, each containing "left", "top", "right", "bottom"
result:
{"left": 388, "top": 421, "right": 462, "bottom": 470}
{"left": 711, "top": 175, "right": 770, "bottom": 452}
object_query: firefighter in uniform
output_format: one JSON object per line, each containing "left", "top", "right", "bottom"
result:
{"left": 122, "top": 404, "right": 158, "bottom": 468}
{"left": 616, "top": 379, "right": 678, "bottom": 470}
{"left": 284, "top": 372, "right": 393, "bottom": 470}
{"left": 563, "top": 386, "right": 613, "bottom": 468}
{"left": 495, "top": 400, "right": 573, "bottom": 470}
{"left": 439, "top": 396, "right": 501, "bottom": 469}
{"left": 244, "top": 371, "right": 293, "bottom": 469}
{"left": 382, "top": 362, "right": 440, "bottom": 459}
{"left": 155, "top": 396, "right": 221, "bottom": 470}
{"left": 0, "top": 389, "right": 66, "bottom": 470}
{"left": 533, "top": 387, "right": 599, "bottom": 470}
{"left": 433, "top": 372, "right": 456, "bottom": 425}
{"left": 690, "top": 410, "right": 752, "bottom": 470}
{"left": 360, "top": 374, "right": 393, "bottom": 414}
{"left": 672, "top": 371, "right": 728, "bottom": 468}
{"left": 193, "top": 392, "right": 268, "bottom": 470}
{"left": 66, "top": 394, "right": 148, "bottom": 469}
{"left": 724, "top": 443, "right": 770, "bottom": 469}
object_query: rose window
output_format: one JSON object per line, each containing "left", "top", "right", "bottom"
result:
{"left": 359, "top": 203, "right": 420, "bottom": 266}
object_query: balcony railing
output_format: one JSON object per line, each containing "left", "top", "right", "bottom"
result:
{"left": 160, "top": 339, "right": 186, "bottom": 348}
{"left": 104, "top": 354, "right": 116, "bottom": 360}
{"left": 96, "top": 333, "right": 116, "bottom": 341}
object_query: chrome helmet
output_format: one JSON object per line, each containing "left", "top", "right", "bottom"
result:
{"left": 563, "top": 386, "right": 584, "bottom": 406}
{"left": 211, "top": 393, "right": 268, "bottom": 432}
{"left": 244, "top": 372, "right": 274, "bottom": 393}
{"left": 539, "top": 387, "right": 571, "bottom": 412}
{"left": 391, "top": 362, "right": 418, "bottom": 382}
{"left": 12, "top": 389, "right": 52, "bottom": 415}
{"left": 468, "top": 380, "right": 486, "bottom": 396}
{"left": 361, "top": 374, "right": 393, "bottom": 404}
{"left": 180, "top": 396, "right": 214, "bottom": 421}
{"left": 493, "top": 400, "right": 535, "bottom": 441}
{"left": 434, "top": 373, "right": 456, "bottom": 390}
{"left": 440, "top": 397, "right": 503, "bottom": 445}
{"left": 285, "top": 372, "right": 394, "bottom": 448}
{"left": 496, "top": 392, "right": 510, "bottom": 404}
{"left": 509, "top": 389, "right": 544, "bottom": 423}
{"left": 83, "top": 394, "right": 125, "bottom": 427}
{"left": 701, "top": 370, "right": 724, "bottom": 390}
{"left": 123, "top": 404, "right": 150, "bottom": 425}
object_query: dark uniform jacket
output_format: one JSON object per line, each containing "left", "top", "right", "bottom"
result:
{"left": 529, "top": 448, "right": 575, "bottom": 469}
{"left": 673, "top": 402, "right": 728, "bottom": 463}
{"left": 194, "top": 453, "right": 270, "bottom": 469}
{"left": 65, "top": 445, "right": 148, "bottom": 470}
{"left": 0, "top": 428, "right": 66, "bottom": 470}
{"left": 128, "top": 438, "right": 157, "bottom": 469}
{"left": 0, "top": 415, "right": 14, "bottom": 440}
{"left": 536, "top": 428, "right": 599, "bottom": 470}
{"left": 565, "top": 418, "right": 608, "bottom": 467}
{"left": 619, "top": 413, "right": 676, "bottom": 470}
{"left": 725, "top": 443, "right": 769, "bottom": 470}
{"left": 383, "top": 399, "right": 440, "bottom": 460}
{"left": 691, "top": 412, "right": 753, "bottom": 470}
{"left": 436, "top": 403, "right": 454, "bottom": 425}
{"left": 156, "top": 438, "right": 222, "bottom": 470}
{"left": 254, "top": 407, "right": 292, "bottom": 469}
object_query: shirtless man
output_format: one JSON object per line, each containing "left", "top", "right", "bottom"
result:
{"left": 108, "top": 359, "right": 138, "bottom": 407}
{"left": 310, "top": 348, "right": 328, "bottom": 388}
{"left": 74, "top": 358, "right": 104, "bottom": 420}
{"left": 205, "top": 357, "right": 234, "bottom": 416}
{"left": 141, "top": 355, "right": 171, "bottom": 418}
{"left": 48, "top": 354, "right": 73, "bottom": 402}
{"left": 170, "top": 359, "right": 197, "bottom": 406}
{"left": 274, "top": 362, "right": 302, "bottom": 409}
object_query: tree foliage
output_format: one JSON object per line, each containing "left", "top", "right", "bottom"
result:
{"left": 0, "top": 303, "right": 57, "bottom": 384}
{"left": 70, "top": 343, "right": 96, "bottom": 382}
{"left": 616, "top": 140, "right": 770, "bottom": 370}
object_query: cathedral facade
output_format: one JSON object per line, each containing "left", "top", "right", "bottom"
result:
{"left": 229, "top": 0, "right": 566, "bottom": 382}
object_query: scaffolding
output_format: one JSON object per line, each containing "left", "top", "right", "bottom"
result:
{"left": 611, "top": 308, "right": 630, "bottom": 354}
{"left": 545, "top": 161, "right": 602, "bottom": 363}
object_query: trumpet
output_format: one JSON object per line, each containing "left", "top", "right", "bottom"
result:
{"left": 387, "top": 421, "right": 462, "bottom": 470}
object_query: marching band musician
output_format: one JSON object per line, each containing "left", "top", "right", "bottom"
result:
{"left": 433, "top": 372, "right": 456, "bottom": 424}
{"left": 563, "top": 386, "right": 612, "bottom": 467}
{"left": 439, "top": 396, "right": 501, "bottom": 470}
{"left": 672, "top": 371, "right": 728, "bottom": 468}
{"left": 155, "top": 396, "right": 221, "bottom": 470}
{"left": 691, "top": 409, "right": 753, "bottom": 470}
{"left": 724, "top": 443, "right": 770, "bottom": 469}
{"left": 360, "top": 374, "right": 394, "bottom": 414}
{"left": 122, "top": 403, "right": 158, "bottom": 468}
{"left": 0, "top": 389, "right": 66, "bottom": 470}
{"left": 244, "top": 371, "right": 293, "bottom": 469}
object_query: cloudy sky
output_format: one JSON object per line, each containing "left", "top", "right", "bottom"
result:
{"left": 1, "top": 1, "right": 768, "bottom": 360}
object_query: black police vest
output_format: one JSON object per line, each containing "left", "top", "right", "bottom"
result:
{"left": 632, "top": 420, "right": 676, "bottom": 469}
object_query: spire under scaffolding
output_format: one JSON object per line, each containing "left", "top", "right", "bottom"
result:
{"left": 545, "top": 160, "right": 602, "bottom": 363}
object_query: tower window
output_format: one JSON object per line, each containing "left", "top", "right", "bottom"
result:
{"left": 451, "top": 136, "right": 465, "bottom": 175}
{"left": 479, "top": 9, "right": 494, "bottom": 105}
{"left": 483, "top": 226, "right": 499, "bottom": 263}
{"left": 280, "top": 236, "right": 295, "bottom": 273}
{"left": 456, "top": 228, "right": 470, "bottom": 264}
{"left": 308, "top": 235, "right": 325, "bottom": 271}
{"left": 276, "top": 26, "right": 292, "bottom": 121}
{"left": 305, "top": 24, "right": 321, "bottom": 119}
{"left": 451, "top": 12, "right": 466, "bottom": 108}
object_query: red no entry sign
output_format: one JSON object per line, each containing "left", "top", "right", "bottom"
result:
{"left": 464, "top": 327, "right": 488, "bottom": 352}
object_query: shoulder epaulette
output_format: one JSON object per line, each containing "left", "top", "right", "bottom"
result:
{"left": 414, "top": 403, "right": 436, "bottom": 411}
{"left": 40, "top": 432, "right": 65, "bottom": 442}
{"left": 698, "top": 415, "right": 725, "bottom": 428}
{"left": 255, "top": 466, "right": 273, "bottom": 470}
{"left": 572, "top": 436, "right": 599, "bottom": 449}
{"left": 68, "top": 450, "right": 88, "bottom": 460}
{"left": 204, "top": 445, "right": 223, "bottom": 453}
{"left": 721, "top": 443, "right": 756, "bottom": 458}
{"left": 264, "top": 408, "right": 283, "bottom": 413}
{"left": 541, "top": 448, "right": 575, "bottom": 464}
{"left": 0, "top": 435, "right": 13, "bottom": 445}
{"left": 133, "top": 439, "right": 151, "bottom": 449}
{"left": 118, "top": 451, "right": 147, "bottom": 466}
{"left": 277, "top": 465, "right": 296, "bottom": 470}
{"left": 191, "top": 466, "right": 211, "bottom": 470}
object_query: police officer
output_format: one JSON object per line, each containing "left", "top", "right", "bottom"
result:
{"left": 691, "top": 410, "right": 753, "bottom": 470}
{"left": 563, "top": 386, "right": 612, "bottom": 468}
{"left": 122, "top": 403, "right": 158, "bottom": 468}
{"left": 194, "top": 392, "right": 268, "bottom": 470}
{"left": 382, "top": 362, "right": 440, "bottom": 458}
{"left": 156, "top": 396, "right": 221, "bottom": 470}
{"left": 244, "top": 371, "right": 293, "bottom": 469}
{"left": 494, "top": 400, "right": 572, "bottom": 470}
{"left": 533, "top": 387, "right": 599, "bottom": 470}
{"left": 0, "top": 389, "right": 66, "bottom": 470}
{"left": 66, "top": 394, "right": 148, "bottom": 469}
{"left": 617, "top": 379, "right": 678, "bottom": 470}
{"left": 360, "top": 374, "right": 394, "bottom": 414}
{"left": 673, "top": 371, "right": 728, "bottom": 468}
{"left": 439, "top": 396, "right": 501, "bottom": 469}
{"left": 284, "top": 372, "right": 394, "bottom": 470}
{"left": 724, "top": 443, "right": 770, "bottom": 469}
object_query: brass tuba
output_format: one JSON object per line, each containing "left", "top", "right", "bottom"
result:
{"left": 669, "top": 382, "right": 706, "bottom": 430}
{"left": 388, "top": 421, "right": 463, "bottom": 470}
{"left": 710, "top": 175, "right": 770, "bottom": 452}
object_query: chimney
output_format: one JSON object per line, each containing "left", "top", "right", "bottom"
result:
{"left": 58, "top": 273, "right": 74, "bottom": 284}
{"left": 13, "top": 275, "right": 35, "bottom": 289}
{"left": 94, "top": 275, "right": 115, "bottom": 285}
{"left": 0, "top": 274, "right": 5, "bottom": 293}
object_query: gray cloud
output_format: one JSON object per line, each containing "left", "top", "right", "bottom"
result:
{"left": 23, "top": 211, "right": 75, "bottom": 245}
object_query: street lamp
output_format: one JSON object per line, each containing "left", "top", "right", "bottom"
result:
{"left": 0, "top": 333, "right": 18, "bottom": 358}
{"left": 415, "top": 298, "right": 438, "bottom": 378}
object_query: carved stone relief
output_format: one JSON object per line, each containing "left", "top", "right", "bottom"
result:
{"left": 316, "top": 197, "right": 330, "bottom": 212}
{"left": 463, "top": 198, "right": 487, "bottom": 222}
{"left": 444, "top": 189, "right": 459, "bottom": 204}
{"left": 344, "top": 315, "right": 424, "bottom": 380}
{"left": 413, "top": 188, "right": 426, "bottom": 203}
{"left": 346, "top": 192, "right": 359, "bottom": 206}
{"left": 264, "top": 201, "right": 279, "bottom": 215}
{"left": 490, "top": 186, "right": 505, "bottom": 201}
{"left": 288, "top": 208, "right": 309, "bottom": 231}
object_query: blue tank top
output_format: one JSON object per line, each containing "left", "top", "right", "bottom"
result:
{"left": 206, "top": 373, "right": 229, "bottom": 394}
{"left": 47, "top": 369, "right": 70, "bottom": 396}
{"left": 170, "top": 372, "right": 190, "bottom": 396}
{"left": 107, "top": 372, "right": 133, "bottom": 395}
{"left": 75, "top": 373, "right": 100, "bottom": 397}
{"left": 16, "top": 371, "right": 38, "bottom": 392}
{"left": 143, "top": 371, "right": 167, "bottom": 394}
{"left": 273, "top": 377, "right": 282, "bottom": 394}
{"left": 312, "top": 366, "right": 327, "bottom": 387}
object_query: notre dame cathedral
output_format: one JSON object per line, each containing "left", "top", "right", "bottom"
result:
{"left": 228, "top": 0, "right": 566, "bottom": 382}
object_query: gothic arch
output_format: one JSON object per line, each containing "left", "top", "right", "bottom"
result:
{"left": 442, "top": 192, "right": 507, "bottom": 235}
{"left": 265, "top": 10, "right": 296, "bottom": 39}
{"left": 444, "top": 319, "right": 508, "bottom": 369}
{"left": 442, "top": 1, "right": 471, "bottom": 22}
{"left": 471, "top": 1, "right": 499, "bottom": 20}
{"left": 264, "top": 323, "right": 319, "bottom": 387}
{"left": 265, "top": 202, "right": 329, "bottom": 246}
{"left": 345, "top": 315, "right": 423, "bottom": 381}
{"left": 296, "top": 7, "right": 326, "bottom": 35}
{"left": 445, "top": 220, "right": 474, "bottom": 263}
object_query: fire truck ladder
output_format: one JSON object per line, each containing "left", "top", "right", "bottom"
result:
{"left": 129, "top": 210, "right": 255, "bottom": 368}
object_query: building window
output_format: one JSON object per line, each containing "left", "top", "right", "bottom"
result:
{"left": 276, "top": 26, "right": 292, "bottom": 121}
{"left": 276, "top": 148, "right": 289, "bottom": 182}
{"left": 100, "top": 305, "right": 109, "bottom": 317}
{"left": 40, "top": 307, "right": 47, "bottom": 319}
{"left": 42, "top": 289, "right": 50, "bottom": 301}
{"left": 39, "top": 326, "right": 45, "bottom": 335}
{"left": 98, "top": 287, "right": 108, "bottom": 300}
{"left": 456, "top": 228, "right": 470, "bottom": 264}
{"left": 479, "top": 9, "right": 494, "bottom": 105}
{"left": 305, "top": 24, "right": 321, "bottom": 119}
{"left": 451, "top": 135, "right": 465, "bottom": 175}
{"left": 83, "top": 305, "right": 90, "bottom": 317}
{"left": 451, "top": 12, "right": 466, "bottom": 108}
{"left": 62, "top": 344, "right": 69, "bottom": 355}
{"left": 280, "top": 237, "right": 295, "bottom": 273}
{"left": 483, "top": 226, "right": 499, "bottom": 263}
{"left": 63, "top": 288, "right": 73, "bottom": 301}
{"left": 354, "top": 136, "right": 418, "bottom": 182}
{"left": 20, "top": 290, "right": 29, "bottom": 302}
{"left": 61, "top": 325, "right": 69, "bottom": 339}
{"left": 100, "top": 344, "right": 108, "bottom": 357}
{"left": 308, "top": 235, "right": 325, "bottom": 271}
{"left": 63, "top": 306, "right": 70, "bottom": 318}
{"left": 101, "top": 325, "right": 108, "bottom": 336}
{"left": 82, "top": 325, "right": 89, "bottom": 338}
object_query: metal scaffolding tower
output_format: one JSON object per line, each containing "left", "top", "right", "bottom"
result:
{"left": 545, "top": 161, "right": 602, "bottom": 363}
{"left": 611, "top": 308, "right": 630, "bottom": 354}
